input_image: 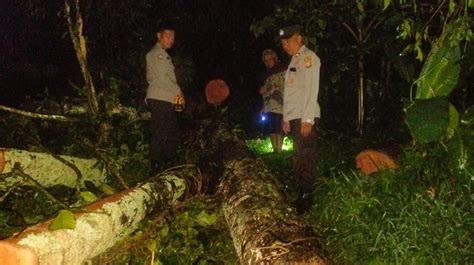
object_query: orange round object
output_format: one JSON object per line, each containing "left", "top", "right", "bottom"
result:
{"left": 205, "top": 79, "right": 229, "bottom": 105}
{"left": 355, "top": 149, "right": 398, "bottom": 175}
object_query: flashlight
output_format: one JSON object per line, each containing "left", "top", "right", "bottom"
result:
{"left": 260, "top": 113, "right": 266, "bottom": 122}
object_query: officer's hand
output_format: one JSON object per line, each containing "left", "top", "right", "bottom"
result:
{"left": 300, "top": 122, "right": 313, "bottom": 137}
{"left": 282, "top": 121, "right": 290, "bottom": 134}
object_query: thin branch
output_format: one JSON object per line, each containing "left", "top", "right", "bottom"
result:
{"left": 51, "top": 153, "right": 84, "bottom": 192}
{"left": 12, "top": 163, "right": 69, "bottom": 209}
{"left": 422, "top": 0, "right": 446, "bottom": 32}
{"left": 159, "top": 164, "right": 198, "bottom": 175}
{"left": 96, "top": 150, "right": 129, "bottom": 190}
{"left": 363, "top": 18, "right": 385, "bottom": 44}
{"left": 342, "top": 22, "right": 361, "bottom": 43}
{"left": 0, "top": 104, "right": 77, "bottom": 122}
{"left": 0, "top": 180, "right": 22, "bottom": 203}
{"left": 365, "top": 12, "right": 381, "bottom": 33}
{"left": 103, "top": 159, "right": 129, "bottom": 190}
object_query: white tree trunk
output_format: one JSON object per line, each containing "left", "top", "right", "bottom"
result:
{"left": 0, "top": 148, "right": 107, "bottom": 191}
{"left": 0, "top": 174, "right": 187, "bottom": 265}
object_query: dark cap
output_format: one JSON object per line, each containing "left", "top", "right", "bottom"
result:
{"left": 157, "top": 20, "right": 176, "bottom": 32}
{"left": 276, "top": 25, "right": 303, "bottom": 40}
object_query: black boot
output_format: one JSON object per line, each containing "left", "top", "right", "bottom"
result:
{"left": 295, "top": 192, "right": 313, "bottom": 214}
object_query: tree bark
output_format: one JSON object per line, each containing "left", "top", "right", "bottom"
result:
{"left": 1, "top": 107, "right": 327, "bottom": 264}
{"left": 0, "top": 104, "right": 76, "bottom": 122}
{"left": 0, "top": 148, "right": 107, "bottom": 191}
{"left": 0, "top": 172, "right": 191, "bottom": 265}
{"left": 0, "top": 102, "right": 150, "bottom": 121}
{"left": 64, "top": 0, "right": 99, "bottom": 115}
{"left": 219, "top": 158, "right": 326, "bottom": 264}
{"left": 198, "top": 111, "right": 327, "bottom": 264}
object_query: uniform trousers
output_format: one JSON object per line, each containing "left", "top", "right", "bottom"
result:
{"left": 289, "top": 118, "right": 319, "bottom": 194}
{"left": 147, "top": 99, "right": 180, "bottom": 166}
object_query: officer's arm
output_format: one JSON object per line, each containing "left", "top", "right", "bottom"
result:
{"left": 301, "top": 54, "right": 321, "bottom": 124}
{"left": 145, "top": 52, "right": 156, "bottom": 85}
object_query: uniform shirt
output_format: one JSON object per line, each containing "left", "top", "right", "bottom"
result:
{"left": 145, "top": 43, "right": 182, "bottom": 103}
{"left": 283, "top": 45, "right": 321, "bottom": 124}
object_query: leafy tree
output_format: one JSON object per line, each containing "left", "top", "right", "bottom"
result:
{"left": 252, "top": 0, "right": 472, "bottom": 138}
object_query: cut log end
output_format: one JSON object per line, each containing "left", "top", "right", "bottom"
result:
{"left": 0, "top": 149, "right": 5, "bottom": 173}
{"left": 0, "top": 242, "right": 39, "bottom": 265}
{"left": 355, "top": 149, "right": 398, "bottom": 175}
{"left": 205, "top": 79, "right": 229, "bottom": 105}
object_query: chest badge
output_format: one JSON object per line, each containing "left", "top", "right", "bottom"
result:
{"left": 287, "top": 77, "right": 295, "bottom": 86}
{"left": 304, "top": 56, "right": 312, "bottom": 68}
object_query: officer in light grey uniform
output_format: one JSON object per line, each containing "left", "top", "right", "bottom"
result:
{"left": 277, "top": 24, "right": 321, "bottom": 213}
{"left": 145, "top": 22, "right": 183, "bottom": 175}
{"left": 146, "top": 45, "right": 181, "bottom": 104}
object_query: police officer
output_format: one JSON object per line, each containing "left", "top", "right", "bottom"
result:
{"left": 277, "top": 25, "right": 321, "bottom": 213}
{"left": 145, "top": 22, "right": 184, "bottom": 175}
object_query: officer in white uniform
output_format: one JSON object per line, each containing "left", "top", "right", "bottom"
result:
{"left": 145, "top": 22, "right": 183, "bottom": 175}
{"left": 277, "top": 24, "right": 321, "bottom": 213}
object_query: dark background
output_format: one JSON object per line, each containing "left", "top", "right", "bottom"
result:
{"left": 0, "top": 0, "right": 292, "bottom": 132}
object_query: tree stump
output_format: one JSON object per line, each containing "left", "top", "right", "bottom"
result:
{"left": 205, "top": 79, "right": 229, "bottom": 105}
{"left": 355, "top": 149, "right": 398, "bottom": 175}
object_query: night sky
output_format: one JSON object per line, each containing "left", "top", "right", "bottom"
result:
{"left": 0, "top": 1, "right": 288, "bottom": 111}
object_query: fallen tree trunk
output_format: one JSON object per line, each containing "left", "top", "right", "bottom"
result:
{"left": 0, "top": 170, "right": 195, "bottom": 265}
{"left": 1, "top": 104, "right": 326, "bottom": 264}
{"left": 192, "top": 108, "right": 327, "bottom": 264}
{"left": 220, "top": 158, "right": 326, "bottom": 264}
{"left": 0, "top": 148, "right": 107, "bottom": 191}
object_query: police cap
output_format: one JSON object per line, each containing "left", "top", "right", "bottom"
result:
{"left": 276, "top": 25, "right": 303, "bottom": 40}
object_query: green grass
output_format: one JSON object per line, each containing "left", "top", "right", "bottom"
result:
{"left": 252, "top": 136, "right": 473, "bottom": 264}
{"left": 1, "top": 122, "right": 470, "bottom": 264}
{"left": 307, "top": 154, "right": 473, "bottom": 264}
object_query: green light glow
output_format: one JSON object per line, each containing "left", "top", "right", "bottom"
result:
{"left": 282, "top": 137, "right": 293, "bottom": 151}
{"left": 246, "top": 137, "right": 293, "bottom": 154}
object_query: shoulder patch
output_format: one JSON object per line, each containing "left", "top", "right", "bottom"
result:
{"left": 304, "top": 56, "right": 312, "bottom": 68}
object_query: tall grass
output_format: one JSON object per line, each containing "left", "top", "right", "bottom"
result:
{"left": 308, "top": 146, "right": 473, "bottom": 264}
